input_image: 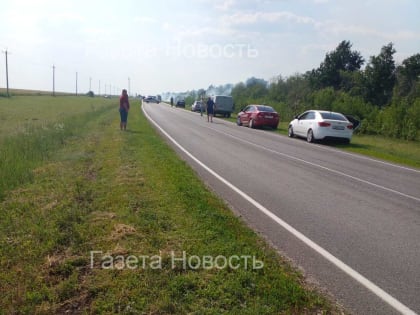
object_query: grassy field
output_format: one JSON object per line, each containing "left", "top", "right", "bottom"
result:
{"left": 0, "top": 95, "right": 114, "bottom": 139}
{"left": 0, "top": 96, "right": 337, "bottom": 314}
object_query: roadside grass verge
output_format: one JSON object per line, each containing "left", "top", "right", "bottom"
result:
{"left": 0, "top": 102, "right": 337, "bottom": 313}
{"left": 332, "top": 134, "right": 420, "bottom": 168}
{"left": 221, "top": 117, "right": 420, "bottom": 168}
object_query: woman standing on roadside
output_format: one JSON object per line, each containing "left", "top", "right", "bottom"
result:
{"left": 119, "top": 89, "right": 130, "bottom": 130}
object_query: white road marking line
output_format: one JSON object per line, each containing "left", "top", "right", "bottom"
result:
{"left": 204, "top": 123, "right": 420, "bottom": 203}
{"left": 143, "top": 104, "right": 417, "bottom": 315}
{"left": 310, "top": 142, "right": 420, "bottom": 173}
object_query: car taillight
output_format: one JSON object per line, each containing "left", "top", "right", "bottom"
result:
{"left": 318, "top": 122, "right": 331, "bottom": 127}
{"left": 347, "top": 124, "right": 353, "bottom": 129}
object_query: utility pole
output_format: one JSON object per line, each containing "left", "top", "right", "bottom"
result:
{"left": 2, "top": 49, "right": 10, "bottom": 97}
{"left": 89, "top": 77, "right": 92, "bottom": 92}
{"left": 76, "top": 72, "right": 78, "bottom": 96}
{"left": 52, "top": 64, "right": 55, "bottom": 96}
{"left": 99, "top": 80, "right": 101, "bottom": 96}
{"left": 128, "top": 77, "right": 131, "bottom": 96}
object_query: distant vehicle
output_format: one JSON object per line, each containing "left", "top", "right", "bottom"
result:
{"left": 288, "top": 110, "right": 354, "bottom": 143}
{"left": 176, "top": 99, "right": 186, "bottom": 108}
{"left": 237, "top": 105, "right": 279, "bottom": 129}
{"left": 144, "top": 96, "right": 159, "bottom": 103}
{"left": 156, "top": 95, "right": 162, "bottom": 102}
{"left": 191, "top": 101, "right": 205, "bottom": 112}
{"left": 212, "top": 95, "right": 234, "bottom": 117}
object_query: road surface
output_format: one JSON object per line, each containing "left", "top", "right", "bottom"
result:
{"left": 142, "top": 102, "right": 420, "bottom": 315}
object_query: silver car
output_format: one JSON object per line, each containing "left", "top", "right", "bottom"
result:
{"left": 288, "top": 110, "right": 354, "bottom": 143}
{"left": 191, "top": 101, "right": 205, "bottom": 112}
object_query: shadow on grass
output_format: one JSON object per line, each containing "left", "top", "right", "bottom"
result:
{"left": 323, "top": 140, "right": 371, "bottom": 150}
{"left": 288, "top": 136, "right": 372, "bottom": 150}
{"left": 124, "top": 129, "right": 142, "bottom": 134}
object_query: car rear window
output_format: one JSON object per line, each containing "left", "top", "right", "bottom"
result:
{"left": 256, "top": 106, "right": 275, "bottom": 112}
{"left": 320, "top": 112, "right": 347, "bottom": 121}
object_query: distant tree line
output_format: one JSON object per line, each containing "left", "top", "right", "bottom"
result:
{"left": 168, "top": 41, "right": 420, "bottom": 140}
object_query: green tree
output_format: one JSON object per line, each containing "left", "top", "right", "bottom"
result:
{"left": 231, "top": 82, "right": 248, "bottom": 109}
{"left": 395, "top": 53, "right": 420, "bottom": 98}
{"left": 268, "top": 75, "right": 287, "bottom": 103}
{"left": 285, "top": 74, "right": 312, "bottom": 116}
{"left": 312, "top": 87, "right": 336, "bottom": 111}
{"left": 364, "top": 43, "right": 396, "bottom": 108}
{"left": 310, "top": 40, "right": 364, "bottom": 90}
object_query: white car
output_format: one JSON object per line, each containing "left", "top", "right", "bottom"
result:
{"left": 288, "top": 110, "right": 354, "bottom": 143}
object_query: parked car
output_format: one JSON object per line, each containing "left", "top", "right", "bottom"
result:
{"left": 288, "top": 110, "right": 354, "bottom": 143}
{"left": 191, "top": 101, "right": 204, "bottom": 112}
{"left": 144, "top": 96, "right": 159, "bottom": 103}
{"left": 212, "top": 95, "right": 234, "bottom": 117}
{"left": 176, "top": 99, "right": 186, "bottom": 108}
{"left": 236, "top": 105, "right": 279, "bottom": 129}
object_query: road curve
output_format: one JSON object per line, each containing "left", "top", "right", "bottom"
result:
{"left": 142, "top": 102, "right": 420, "bottom": 315}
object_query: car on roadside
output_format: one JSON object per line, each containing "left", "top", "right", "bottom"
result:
{"left": 144, "top": 96, "right": 159, "bottom": 103}
{"left": 213, "top": 95, "right": 234, "bottom": 117}
{"left": 191, "top": 100, "right": 205, "bottom": 112}
{"left": 236, "top": 105, "right": 279, "bottom": 129}
{"left": 288, "top": 110, "right": 354, "bottom": 143}
{"left": 176, "top": 99, "right": 186, "bottom": 108}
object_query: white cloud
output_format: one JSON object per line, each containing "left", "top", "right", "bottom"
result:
{"left": 0, "top": 0, "right": 419, "bottom": 94}
{"left": 317, "top": 20, "right": 420, "bottom": 42}
{"left": 134, "top": 16, "right": 158, "bottom": 24}
{"left": 224, "top": 11, "right": 318, "bottom": 26}
{"left": 215, "top": 0, "right": 236, "bottom": 11}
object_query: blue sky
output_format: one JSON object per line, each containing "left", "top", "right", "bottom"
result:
{"left": 0, "top": 0, "right": 419, "bottom": 96}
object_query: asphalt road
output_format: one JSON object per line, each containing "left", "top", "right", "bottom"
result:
{"left": 142, "top": 102, "right": 420, "bottom": 315}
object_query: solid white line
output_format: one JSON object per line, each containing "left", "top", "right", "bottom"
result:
{"left": 142, "top": 104, "right": 417, "bottom": 315}
{"left": 204, "top": 124, "right": 420, "bottom": 203}
{"left": 311, "top": 142, "right": 420, "bottom": 173}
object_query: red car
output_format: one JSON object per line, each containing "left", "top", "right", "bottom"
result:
{"left": 236, "top": 105, "right": 279, "bottom": 129}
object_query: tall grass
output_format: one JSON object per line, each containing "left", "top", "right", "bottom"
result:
{"left": 0, "top": 104, "right": 114, "bottom": 199}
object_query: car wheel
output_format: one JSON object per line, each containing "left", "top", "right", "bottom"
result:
{"left": 307, "top": 129, "right": 314, "bottom": 143}
{"left": 288, "top": 126, "right": 294, "bottom": 137}
{"left": 236, "top": 117, "right": 242, "bottom": 126}
{"left": 249, "top": 119, "right": 254, "bottom": 129}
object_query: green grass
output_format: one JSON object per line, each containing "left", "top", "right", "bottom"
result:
{"left": 0, "top": 96, "right": 337, "bottom": 314}
{"left": 221, "top": 116, "right": 420, "bottom": 168}
{"left": 0, "top": 95, "right": 117, "bottom": 199}
{"left": 0, "top": 95, "right": 115, "bottom": 139}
